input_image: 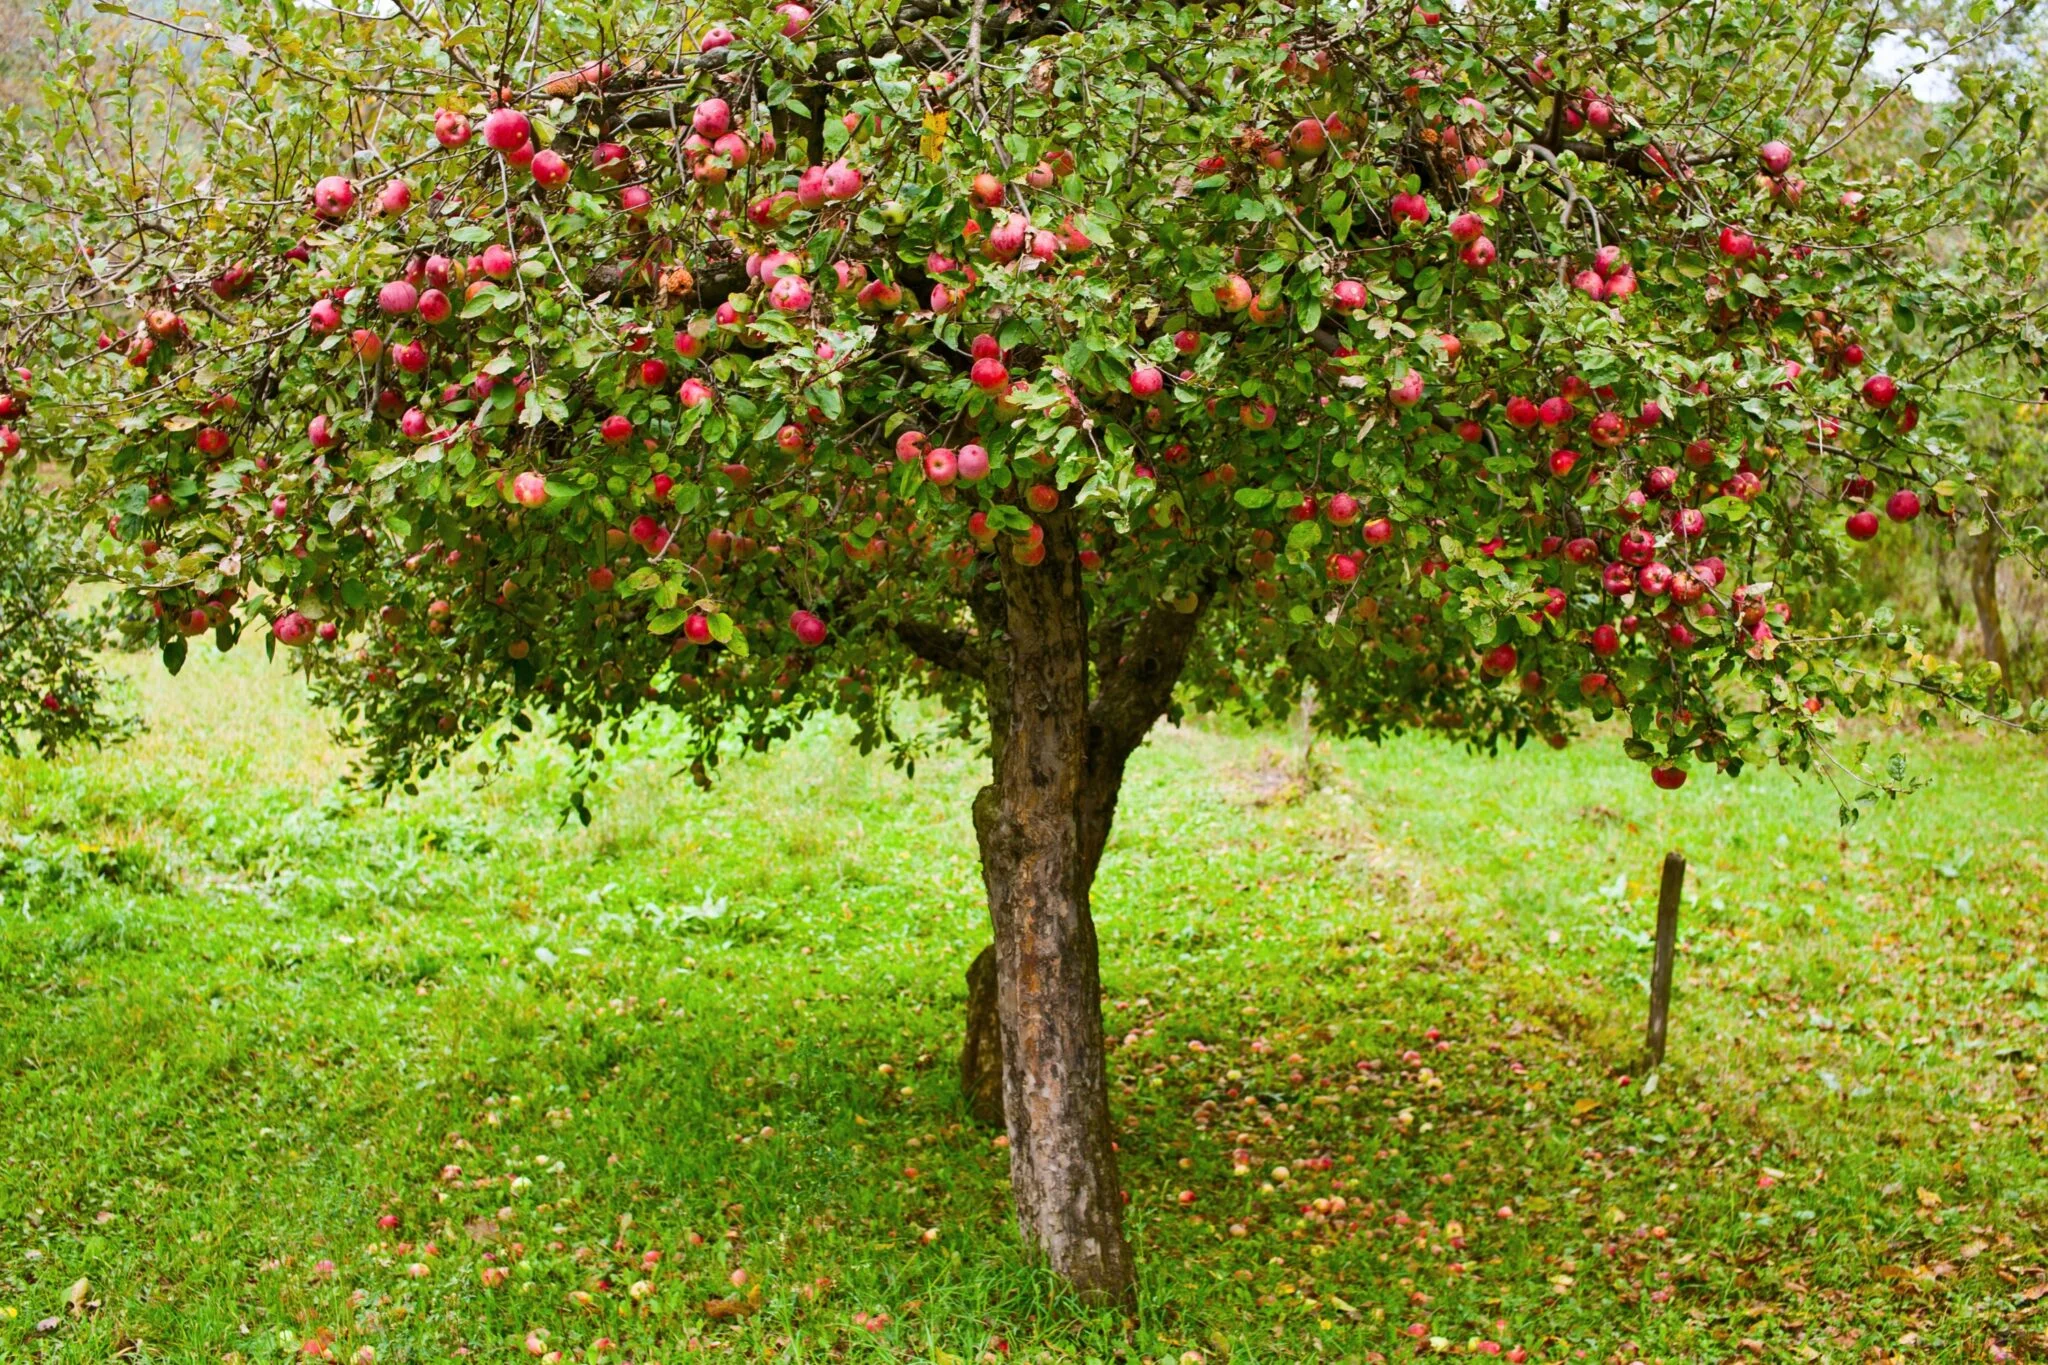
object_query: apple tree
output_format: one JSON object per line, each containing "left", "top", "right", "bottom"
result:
{"left": 4, "top": 0, "right": 2044, "bottom": 1300}
{"left": 0, "top": 477, "right": 136, "bottom": 758}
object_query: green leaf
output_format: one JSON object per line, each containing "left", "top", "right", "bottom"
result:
{"left": 1234, "top": 488, "right": 1276, "bottom": 510}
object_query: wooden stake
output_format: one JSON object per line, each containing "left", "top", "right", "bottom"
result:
{"left": 1644, "top": 851, "right": 1686, "bottom": 1068}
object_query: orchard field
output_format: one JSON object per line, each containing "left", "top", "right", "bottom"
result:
{"left": 0, "top": 651, "right": 2042, "bottom": 1363}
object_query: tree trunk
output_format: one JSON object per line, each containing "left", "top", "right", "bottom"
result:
{"left": 972, "top": 505, "right": 1134, "bottom": 1305}
{"left": 1969, "top": 529, "right": 2010, "bottom": 684}
{"left": 902, "top": 513, "right": 1209, "bottom": 1305}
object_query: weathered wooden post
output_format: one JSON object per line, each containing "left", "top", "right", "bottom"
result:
{"left": 1644, "top": 851, "right": 1686, "bottom": 1068}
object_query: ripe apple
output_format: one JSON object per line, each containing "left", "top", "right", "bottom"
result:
{"left": 481, "top": 107, "right": 531, "bottom": 153}
{"left": 1214, "top": 274, "right": 1254, "bottom": 312}
{"left": 956, "top": 443, "right": 990, "bottom": 482}
{"left": 1717, "top": 225, "right": 1756, "bottom": 260}
{"left": 1845, "top": 509, "right": 1880, "bottom": 540}
{"left": 309, "top": 299, "right": 343, "bottom": 334}
{"left": 1650, "top": 766, "right": 1687, "bottom": 790}
{"left": 434, "top": 109, "right": 472, "bottom": 148}
{"left": 923, "top": 447, "right": 957, "bottom": 485}
{"left": 1389, "top": 372, "right": 1424, "bottom": 408}
{"left": 822, "top": 161, "right": 863, "bottom": 200}
{"left": 510, "top": 471, "right": 550, "bottom": 507}
{"left": 418, "top": 289, "right": 451, "bottom": 325}
{"left": 531, "top": 150, "right": 571, "bottom": 187}
{"left": 1326, "top": 492, "right": 1360, "bottom": 525}
{"left": 970, "top": 171, "right": 1004, "bottom": 207}
{"left": 210, "top": 262, "right": 252, "bottom": 299}
{"left": 1130, "top": 364, "right": 1164, "bottom": 398}
{"left": 273, "top": 611, "right": 313, "bottom": 646}
{"left": 601, "top": 415, "right": 633, "bottom": 444}
{"left": 1026, "top": 484, "right": 1059, "bottom": 513}
{"left": 1363, "top": 517, "right": 1393, "bottom": 545}
{"left": 1861, "top": 373, "right": 1897, "bottom": 407}
{"left": 1758, "top": 139, "right": 1793, "bottom": 175}
{"left": 970, "top": 357, "right": 1009, "bottom": 391}
{"left": 677, "top": 377, "right": 714, "bottom": 408}
{"left": 378, "top": 280, "right": 419, "bottom": 316}
{"left": 1885, "top": 489, "right": 1921, "bottom": 522}
{"left": 1480, "top": 643, "right": 1517, "bottom": 677}
{"left": 769, "top": 274, "right": 813, "bottom": 310}
{"left": 1289, "top": 117, "right": 1327, "bottom": 156}
{"left": 1389, "top": 191, "right": 1430, "bottom": 225}
{"left": 693, "top": 98, "right": 732, "bottom": 138}
{"left": 481, "top": 244, "right": 517, "bottom": 280}
{"left": 790, "top": 610, "right": 828, "bottom": 646}
{"left": 312, "top": 175, "right": 356, "bottom": 218}
{"left": 1448, "top": 211, "right": 1484, "bottom": 244}
{"left": 1459, "top": 236, "right": 1496, "bottom": 269}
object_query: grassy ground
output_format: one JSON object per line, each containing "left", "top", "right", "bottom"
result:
{"left": 1, "top": 648, "right": 2043, "bottom": 1364}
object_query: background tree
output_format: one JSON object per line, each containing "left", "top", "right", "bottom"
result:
{"left": 0, "top": 480, "right": 136, "bottom": 758}
{"left": 3, "top": 0, "right": 2044, "bottom": 1302}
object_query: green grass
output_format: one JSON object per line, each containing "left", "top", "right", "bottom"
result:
{"left": 1, "top": 647, "right": 2044, "bottom": 1363}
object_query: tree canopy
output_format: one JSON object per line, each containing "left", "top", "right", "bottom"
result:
{"left": 1, "top": 0, "right": 2040, "bottom": 806}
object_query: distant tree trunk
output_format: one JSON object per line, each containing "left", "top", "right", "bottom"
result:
{"left": 1969, "top": 529, "right": 2010, "bottom": 683}
{"left": 916, "top": 506, "right": 1206, "bottom": 1306}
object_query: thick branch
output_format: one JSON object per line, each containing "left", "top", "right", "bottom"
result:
{"left": 896, "top": 618, "right": 985, "bottom": 681}
{"left": 1078, "top": 594, "right": 1208, "bottom": 880}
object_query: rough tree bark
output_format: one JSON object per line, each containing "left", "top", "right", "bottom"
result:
{"left": 906, "top": 509, "right": 1207, "bottom": 1305}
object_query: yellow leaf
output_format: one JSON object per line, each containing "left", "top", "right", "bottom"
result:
{"left": 920, "top": 111, "right": 949, "bottom": 162}
{"left": 1915, "top": 1187, "right": 1941, "bottom": 1208}
{"left": 1571, "top": 1098, "right": 1601, "bottom": 1116}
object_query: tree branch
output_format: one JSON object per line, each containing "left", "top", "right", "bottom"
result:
{"left": 896, "top": 618, "right": 985, "bottom": 681}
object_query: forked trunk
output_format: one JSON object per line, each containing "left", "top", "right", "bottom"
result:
{"left": 920, "top": 507, "right": 1208, "bottom": 1304}
{"left": 970, "top": 507, "right": 1134, "bottom": 1305}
